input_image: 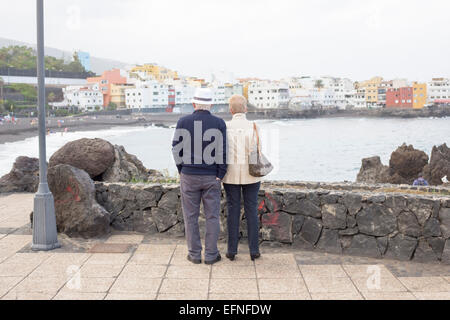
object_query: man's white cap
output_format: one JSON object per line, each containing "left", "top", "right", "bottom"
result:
{"left": 192, "top": 88, "right": 213, "bottom": 105}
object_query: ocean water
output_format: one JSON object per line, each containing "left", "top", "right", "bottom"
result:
{"left": 0, "top": 117, "right": 449, "bottom": 182}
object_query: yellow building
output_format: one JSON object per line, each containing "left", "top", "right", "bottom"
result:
{"left": 360, "top": 76, "right": 383, "bottom": 106}
{"left": 413, "top": 82, "right": 427, "bottom": 109}
{"left": 185, "top": 77, "right": 205, "bottom": 88}
{"left": 110, "top": 84, "right": 135, "bottom": 109}
{"left": 242, "top": 83, "right": 250, "bottom": 100}
{"left": 131, "top": 64, "right": 178, "bottom": 82}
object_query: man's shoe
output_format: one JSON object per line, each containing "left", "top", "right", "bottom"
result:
{"left": 250, "top": 253, "right": 261, "bottom": 261}
{"left": 187, "top": 255, "right": 201, "bottom": 264}
{"left": 205, "top": 254, "right": 222, "bottom": 265}
{"left": 226, "top": 253, "right": 235, "bottom": 261}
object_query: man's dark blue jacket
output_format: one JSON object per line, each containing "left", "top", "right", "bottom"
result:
{"left": 172, "top": 110, "right": 227, "bottom": 179}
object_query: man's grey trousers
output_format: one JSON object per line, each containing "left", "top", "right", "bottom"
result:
{"left": 180, "top": 173, "right": 221, "bottom": 261}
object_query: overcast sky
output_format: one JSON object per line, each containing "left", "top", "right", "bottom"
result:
{"left": 1, "top": 0, "right": 449, "bottom": 81}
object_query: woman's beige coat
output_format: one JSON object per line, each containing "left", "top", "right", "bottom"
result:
{"left": 222, "top": 113, "right": 263, "bottom": 185}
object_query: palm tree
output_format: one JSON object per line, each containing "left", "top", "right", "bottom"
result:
{"left": 314, "top": 79, "right": 324, "bottom": 91}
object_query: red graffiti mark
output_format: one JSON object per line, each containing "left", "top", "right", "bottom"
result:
{"left": 259, "top": 192, "right": 280, "bottom": 226}
{"left": 258, "top": 199, "right": 266, "bottom": 211}
{"left": 55, "top": 177, "right": 81, "bottom": 205}
{"left": 261, "top": 211, "right": 280, "bottom": 226}
{"left": 265, "top": 192, "right": 279, "bottom": 212}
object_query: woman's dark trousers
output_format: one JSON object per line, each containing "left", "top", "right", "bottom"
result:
{"left": 223, "top": 182, "right": 261, "bottom": 256}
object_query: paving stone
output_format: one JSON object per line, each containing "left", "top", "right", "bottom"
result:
{"left": 109, "top": 277, "right": 162, "bottom": 294}
{"left": 14, "top": 276, "right": 67, "bottom": 294}
{"left": 383, "top": 261, "right": 450, "bottom": 277}
{"left": 105, "top": 293, "right": 156, "bottom": 300}
{"left": 217, "top": 255, "right": 254, "bottom": 266}
{"left": 120, "top": 264, "right": 167, "bottom": 279}
{"left": 2, "top": 291, "right": 54, "bottom": 300}
{"left": 299, "top": 265, "right": 348, "bottom": 279}
{"left": 157, "top": 292, "right": 208, "bottom": 300}
{"left": 89, "top": 243, "right": 132, "bottom": 254}
{"left": 45, "top": 253, "right": 91, "bottom": 265}
{"left": 351, "top": 276, "right": 407, "bottom": 293}
{"left": 135, "top": 244, "right": 176, "bottom": 254}
{"left": 256, "top": 264, "right": 300, "bottom": 279}
{"left": 0, "top": 276, "right": 23, "bottom": 297}
{"left": 254, "top": 254, "right": 297, "bottom": 266}
{"left": 342, "top": 264, "right": 397, "bottom": 279}
{"left": 53, "top": 291, "right": 106, "bottom": 300}
{"left": 0, "top": 262, "right": 39, "bottom": 277}
{"left": 412, "top": 292, "right": 450, "bottom": 300}
{"left": 258, "top": 278, "right": 308, "bottom": 294}
{"left": 310, "top": 292, "right": 363, "bottom": 300}
{"left": 105, "top": 234, "right": 144, "bottom": 244}
{"left": 362, "top": 292, "right": 416, "bottom": 300}
{"left": 210, "top": 279, "right": 258, "bottom": 294}
{"left": 303, "top": 276, "right": 358, "bottom": 294}
{"left": 29, "top": 262, "right": 81, "bottom": 278}
{"left": 209, "top": 293, "right": 260, "bottom": 300}
{"left": 63, "top": 277, "right": 115, "bottom": 293}
{"left": 160, "top": 278, "right": 209, "bottom": 293}
{"left": 85, "top": 253, "right": 131, "bottom": 265}
{"left": 211, "top": 265, "right": 256, "bottom": 279}
{"left": 259, "top": 293, "right": 311, "bottom": 300}
{"left": 398, "top": 277, "right": 450, "bottom": 292}
{"left": 3, "top": 252, "right": 52, "bottom": 265}
{"left": 78, "top": 264, "right": 124, "bottom": 278}
{"left": 130, "top": 253, "right": 172, "bottom": 265}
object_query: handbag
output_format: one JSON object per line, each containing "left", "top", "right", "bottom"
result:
{"left": 249, "top": 122, "right": 274, "bottom": 177}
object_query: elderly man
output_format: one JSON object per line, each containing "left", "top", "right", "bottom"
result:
{"left": 172, "top": 88, "right": 227, "bottom": 265}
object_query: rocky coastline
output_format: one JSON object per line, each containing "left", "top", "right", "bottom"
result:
{"left": 1, "top": 106, "right": 448, "bottom": 144}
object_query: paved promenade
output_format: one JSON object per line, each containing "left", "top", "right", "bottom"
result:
{"left": 1, "top": 193, "right": 449, "bottom": 300}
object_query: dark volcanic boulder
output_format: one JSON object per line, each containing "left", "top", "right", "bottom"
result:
{"left": 48, "top": 164, "right": 111, "bottom": 238}
{"left": 101, "top": 145, "right": 154, "bottom": 182}
{"left": 388, "top": 144, "right": 429, "bottom": 184}
{"left": 49, "top": 138, "right": 115, "bottom": 179}
{"left": 356, "top": 156, "right": 390, "bottom": 184}
{"left": 0, "top": 156, "right": 40, "bottom": 193}
{"left": 423, "top": 143, "right": 450, "bottom": 185}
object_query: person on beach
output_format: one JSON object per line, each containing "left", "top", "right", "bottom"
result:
{"left": 222, "top": 95, "right": 262, "bottom": 261}
{"left": 413, "top": 174, "right": 429, "bottom": 186}
{"left": 172, "top": 88, "right": 227, "bottom": 265}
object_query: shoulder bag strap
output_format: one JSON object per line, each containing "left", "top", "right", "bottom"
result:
{"left": 253, "top": 122, "right": 261, "bottom": 154}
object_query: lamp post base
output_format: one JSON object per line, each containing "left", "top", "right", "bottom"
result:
{"left": 32, "top": 187, "right": 61, "bottom": 251}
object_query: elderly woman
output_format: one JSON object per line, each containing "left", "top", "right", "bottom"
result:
{"left": 222, "top": 95, "right": 262, "bottom": 261}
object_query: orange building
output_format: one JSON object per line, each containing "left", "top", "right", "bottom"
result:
{"left": 412, "top": 82, "right": 427, "bottom": 109}
{"left": 87, "top": 69, "right": 127, "bottom": 107}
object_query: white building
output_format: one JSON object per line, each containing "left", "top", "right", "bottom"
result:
{"left": 248, "top": 81, "right": 290, "bottom": 109}
{"left": 211, "top": 85, "right": 226, "bottom": 105}
{"left": 224, "top": 83, "right": 244, "bottom": 103}
{"left": 329, "top": 78, "right": 357, "bottom": 109}
{"left": 125, "top": 81, "right": 169, "bottom": 110}
{"left": 173, "top": 84, "right": 196, "bottom": 105}
{"left": 284, "top": 77, "right": 356, "bottom": 109}
{"left": 354, "top": 87, "right": 367, "bottom": 109}
{"left": 428, "top": 78, "right": 450, "bottom": 104}
{"left": 54, "top": 83, "right": 104, "bottom": 112}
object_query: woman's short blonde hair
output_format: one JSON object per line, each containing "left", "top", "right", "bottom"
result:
{"left": 229, "top": 95, "right": 247, "bottom": 114}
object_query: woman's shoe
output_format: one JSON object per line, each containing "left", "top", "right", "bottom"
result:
{"left": 226, "top": 253, "right": 235, "bottom": 261}
{"left": 250, "top": 253, "right": 261, "bottom": 261}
